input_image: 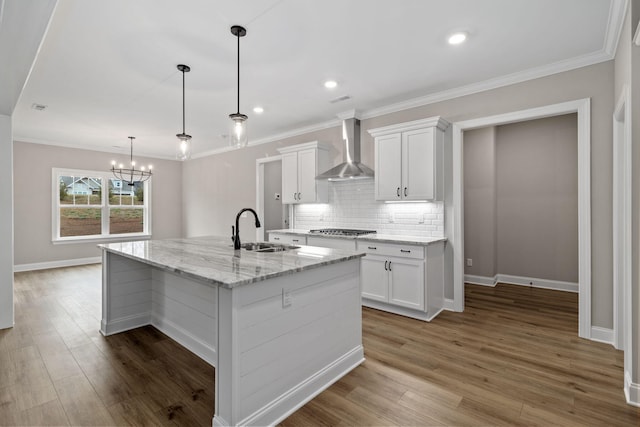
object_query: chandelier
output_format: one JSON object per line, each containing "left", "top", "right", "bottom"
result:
{"left": 110, "top": 136, "right": 152, "bottom": 185}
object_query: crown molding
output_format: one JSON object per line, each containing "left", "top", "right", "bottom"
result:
{"left": 13, "top": 136, "right": 178, "bottom": 161}
{"left": 190, "top": 117, "right": 340, "bottom": 159}
{"left": 604, "top": 0, "right": 628, "bottom": 56}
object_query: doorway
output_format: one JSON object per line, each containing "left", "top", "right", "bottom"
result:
{"left": 451, "top": 98, "right": 592, "bottom": 339}
{"left": 256, "top": 156, "right": 288, "bottom": 242}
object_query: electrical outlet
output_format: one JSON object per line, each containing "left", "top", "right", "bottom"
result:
{"left": 282, "top": 289, "right": 292, "bottom": 308}
{"left": 319, "top": 213, "right": 324, "bottom": 221}
{"left": 274, "top": 193, "right": 281, "bottom": 201}
{"left": 418, "top": 213, "right": 424, "bottom": 224}
{"left": 466, "top": 258, "right": 473, "bottom": 267}
{"left": 389, "top": 212, "right": 395, "bottom": 223}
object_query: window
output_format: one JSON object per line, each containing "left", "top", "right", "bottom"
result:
{"left": 53, "top": 168, "right": 151, "bottom": 243}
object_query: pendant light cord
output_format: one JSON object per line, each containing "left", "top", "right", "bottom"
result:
{"left": 182, "top": 69, "right": 186, "bottom": 134}
{"left": 236, "top": 32, "right": 240, "bottom": 114}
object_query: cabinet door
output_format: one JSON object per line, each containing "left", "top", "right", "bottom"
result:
{"left": 281, "top": 152, "right": 299, "bottom": 204}
{"left": 375, "top": 134, "right": 402, "bottom": 201}
{"left": 388, "top": 258, "right": 425, "bottom": 310}
{"left": 360, "top": 255, "right": 388, "bottom": 302}
{"left": 402, "top": 128, "right": 435, "bottom": 200}
{"left": 296, "top": 148, "right": 317, "bottom": 203}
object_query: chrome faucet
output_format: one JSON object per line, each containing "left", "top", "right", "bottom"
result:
{"left": 232, "top": 208, "right": 262, "bottom": 250}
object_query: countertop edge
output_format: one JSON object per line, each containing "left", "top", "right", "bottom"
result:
{"left": 100, "top": 244, "right": 365, "bottom": 289}
{"left": 267, "top": 229, "right": 447, "bottom": 246}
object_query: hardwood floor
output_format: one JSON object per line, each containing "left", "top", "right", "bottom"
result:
{"left": 2, "top": 265, "right": 638, "bottom": 426}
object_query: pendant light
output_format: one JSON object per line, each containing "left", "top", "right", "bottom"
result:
{"left": 229, "top": 25, "right": 248, "bottom": 148}
{"left": 110, "top": 137, "right": 153, "bottom": 185}
{"left": 176, "top": 64, "right": 192, "bottom": 160}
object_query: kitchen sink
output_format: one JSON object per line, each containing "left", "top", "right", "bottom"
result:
{"left": 240, "top": 242, "right": 300, "bottom": 252}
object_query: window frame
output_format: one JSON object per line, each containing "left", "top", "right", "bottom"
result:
{"left": 52, "top": 167, "right": 152, "bottom": 244}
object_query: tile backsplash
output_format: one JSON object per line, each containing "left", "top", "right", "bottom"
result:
{"left": 293, "top": 179, "right": 444, "bottom": 237}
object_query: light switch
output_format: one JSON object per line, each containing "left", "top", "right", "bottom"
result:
{"left": 282, "top": 289, "right": 292, "bottom": 308}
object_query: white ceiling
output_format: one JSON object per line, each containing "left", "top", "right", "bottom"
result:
{"left": 12, "top": 0, "right": 623, "bottom": 160}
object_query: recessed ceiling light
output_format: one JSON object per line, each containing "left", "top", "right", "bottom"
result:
{"left": 448, "top": 32, "right": 467, "bottom": 45}
{"left": 324, "top": 80, "right": 338, "bottom": 89}
{"left": 31, "top": 103, "right": 47, "bottom": 111}
{"left": 253, "top": 106, "right": 264, "bottom": 114}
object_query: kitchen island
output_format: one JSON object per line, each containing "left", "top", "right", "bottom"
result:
{"left": 99, "top": 236, "right": 365, "bottom": 427}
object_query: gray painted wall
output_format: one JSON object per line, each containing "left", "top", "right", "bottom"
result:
{"left": 495, "top": 114, "right": 578, "bottom": 283}
{"left": 463, "top": 127, "right": 497, "bottom": 278}
{"left": 13, "top": 142, "right": 184, "bottom": 266}
{"left": 184, "top": 61, "right": 614, "bottom": 328}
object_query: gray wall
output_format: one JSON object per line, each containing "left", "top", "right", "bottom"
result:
{"left": 13, "top": 142, "right": 184, "bottom": 266}
{"left": 184, "top": 61, "right": 614, "bottom": 329}
{"left": 495, "top": 114, "right": 578, "bottom": 282}
{"left": 464, "top": 126, "right": 497, "bottom": 278}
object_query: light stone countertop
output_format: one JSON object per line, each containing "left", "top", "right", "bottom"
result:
{"left": 99, "top": 236, "right": 365, "bottom": 289}
{"left": 267, "top": 229, "right": 447, "bottom": 246}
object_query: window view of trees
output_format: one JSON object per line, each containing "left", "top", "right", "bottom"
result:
{"left": 56, "top": 172, "right": 148, "bottom": 239}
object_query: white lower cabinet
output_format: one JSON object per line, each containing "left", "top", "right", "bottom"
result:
{"left": 268, "top": 233, "right": 306, "bottom": 245}
{"left": 358, "top": 240, "right": 444, "bottom": 321}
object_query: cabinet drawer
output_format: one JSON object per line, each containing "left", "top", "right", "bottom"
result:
{"left": 307, "top": 236, "right": 357, "bottom": 251}
{"left": 269, "top": 233, "right": 307, "bottom": 245}
{"left": 357, "top": 241, "right": 424, "bottom": 259}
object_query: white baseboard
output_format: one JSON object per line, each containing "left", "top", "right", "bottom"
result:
{"left": 226, "top": 345, "right": 364, "bottom": 427}
{"left": 362, "top": 299, "right": 440, "bottom": 322}
{"left": 443, "top": 298, "right": 455, "bottom": 311}
{"left": 14, "top": 256, "right": 101, "bottom": 272}
{"left": 464, "top": 274, "right": 496, "bottom": 286}
{"left": 151, "top": 315, "right": 217, "bottom": 367}
{"left": 590, "top": 326, "right": 615, "bottom": 346}
{"left": 625, "top": 372, "right": 640, "bottom": 407}
{"left": 496, "top": 274, "right": 578, "bottom": 293}
{"left": 464, "top": 273, "right": 578, "bottom": 293}
{"left": 100, "top": 312, "right": 150, "bottom": 336}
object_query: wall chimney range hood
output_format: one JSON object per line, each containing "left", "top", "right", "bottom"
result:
{"left": 316, "top": 117, "right": 374, "bottom": 181}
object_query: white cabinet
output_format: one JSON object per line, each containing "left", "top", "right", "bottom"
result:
{"left": 278, "top": 142, "right": 330, "bottom": 204}
{"left": 268, "top": 233, "right": 306, "bottom": 245}
{"left": 357, "top": 240, "right": 445, "bottom": 321}
{"left": 369, "top": 117, "right": 450, "bottom": 201}
{"left": 306, "top": 235, "right": 357, "bottom": 250}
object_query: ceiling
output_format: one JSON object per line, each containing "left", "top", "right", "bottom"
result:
{"left": 12, "top": 0, "right": 624, "bottom": 160}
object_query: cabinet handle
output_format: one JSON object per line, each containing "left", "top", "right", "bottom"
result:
{"left": 297, "top": 192, "right": 301, "bottom": 200}
{"left": 293, "top": 239, "right": 299, "bottom": 242}
{"left": 273, "top": 237, "right": 280, "bottom": 240}
{"left": 367, "top": 246, "right": 377, "bottom": 250}
{"left": 400, "top": 249, "right": 411, "bottom": 253}
{"left": 404, "top": 187, "right": 408, "bottom": 197}
{"left": 397, "top": 187, "right": 401, "bottom": 197}
{"left": 388, "top": 261, "right": 392, "bottom": 271}
{"left": 384, "top": 260, "right": 388, "bottom": 271}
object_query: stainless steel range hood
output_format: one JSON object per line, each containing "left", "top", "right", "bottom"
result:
{"left": 315, "top": 117, "right": 374, "bottom": 181}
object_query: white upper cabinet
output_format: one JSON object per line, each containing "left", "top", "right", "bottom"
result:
{"left": 369, "top": 117, "right": 450, "bottom": 201}
{"left": 278, "top": 142, "right": 330, "bottom": 204}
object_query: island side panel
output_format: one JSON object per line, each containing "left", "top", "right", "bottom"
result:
{"left": 150, "top": 269, "right": 218, "bottom": 367}
{"left": 101, "top": 251, "right": 152, "bottom": 336}
{"left": 214, "top": 258, "right": 364, "bottom": 427}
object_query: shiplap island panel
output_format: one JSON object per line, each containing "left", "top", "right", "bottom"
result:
{"left": 99, "top": 236, "right": 365, "bottom": 427}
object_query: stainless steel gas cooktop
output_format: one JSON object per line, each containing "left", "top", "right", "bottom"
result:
{"left": 308, "top": 228, "right": 376, "bottom": 236}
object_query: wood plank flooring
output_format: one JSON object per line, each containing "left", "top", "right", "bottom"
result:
{"left": 2, "top": 264, "right": 638, "bottom": 426}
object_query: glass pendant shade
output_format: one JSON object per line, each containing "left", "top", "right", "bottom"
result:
{"left": 176, "top": 64, "right": 192, "bottom": 160}
{"left": 176, "top": 134, "right": 192, "bottom": 161}
{"left": 229, "top": 25, "right": 248, "bottom": 148}
{"left": 229, "top": 113, "right": 248, "bottom": 148}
